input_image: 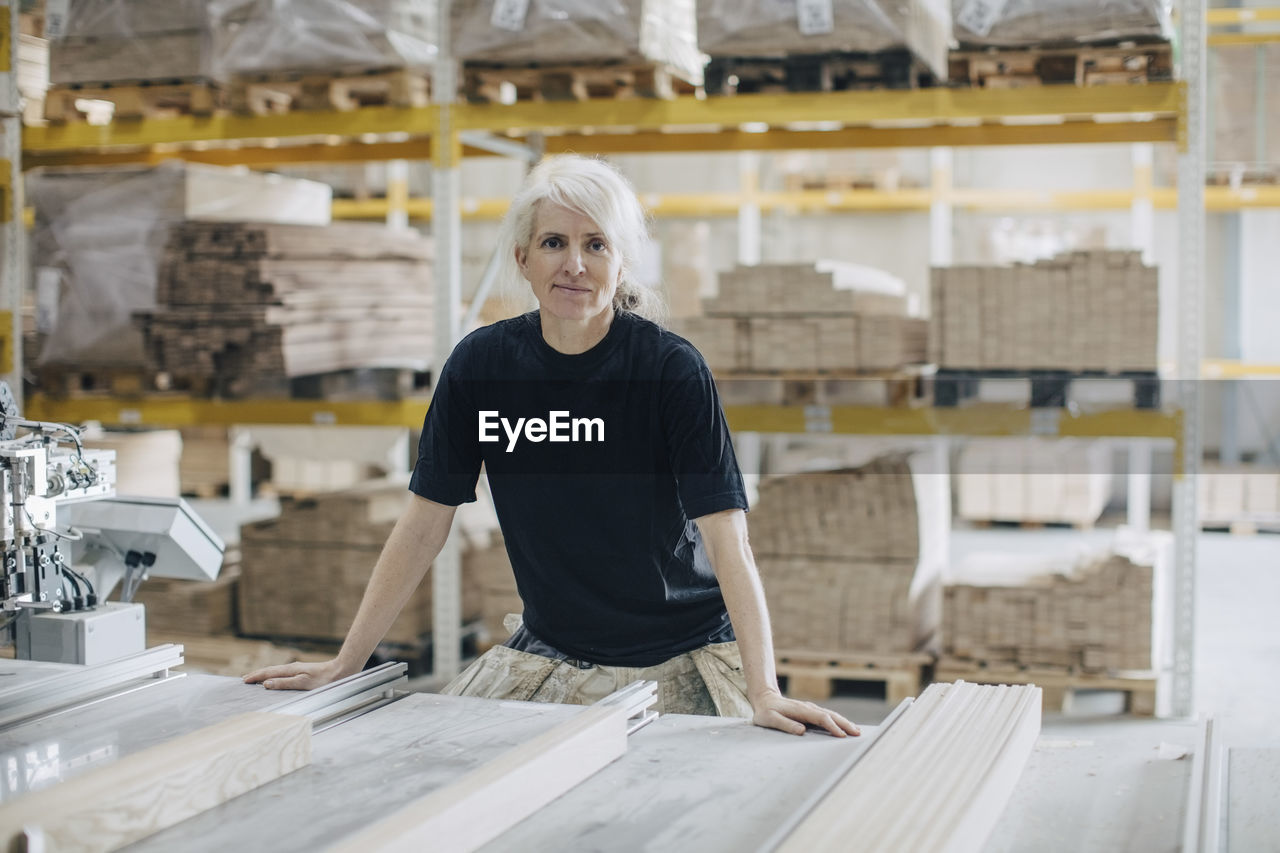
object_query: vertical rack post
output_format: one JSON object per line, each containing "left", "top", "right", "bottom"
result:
{"left": 431, "top": 0, "right": 463, "bottom": 681}
{"left": 0, "top": 0, "right": 23, "bottom": 404}
{"left": 1172, "top": 0, "right": 1207, "bottom": 719}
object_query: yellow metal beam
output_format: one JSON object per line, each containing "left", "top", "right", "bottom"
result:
{"left": 22, "top": 105, "right": 440, "bottom": 152}
{"left": 23, "top": 395, "right": 432, "bottom": 428}
{"left": 1201, "top": 359, "right": 1280, "bottom": 379}
{"left": 456, "top": 84, "right": 1182, "bottom": 133}
{"left": 22, "top": 138, "right": 438, "bottom": 170}
{"left": 1207, "top": 7, "right": 1280, "bottom": 25}
{"left": 1208, "top": 32, "right": 1280, "bottom": 46}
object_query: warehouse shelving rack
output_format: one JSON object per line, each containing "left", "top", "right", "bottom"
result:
{"left": 5, "top": 1, "right": 1218, "bottom": 714}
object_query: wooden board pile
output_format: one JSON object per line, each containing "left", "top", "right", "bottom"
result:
{"left": 138, "top": 221, "right": 433, "bottom": 397}
{"left": 466, "top": 536, "right": 522, "bottom": 647}
{"left": 47, "top": 0, "right": 212, "bottom": 84}
{"left": 753, "top": 454, "right": 941, "bottom": 654}
{"left": 1198, "top": 464, "right": 1280, "bottom": 525}
{"left": 942, "top": 549, "right": 1155, "bottom": 671}
{"left": 929, "top": 249, "right": 1158, "bottom": 372}
{"left": 956, "top": 438, "right": 1112, "bottom": 526}
{"left": 135, "top": 567, "right": 239, "bottom": 636}
{"left": 452, "top": 0, "right": 704, "bottom": 87}
{"left": 237, "top": 479, "right": 481, "bottom": 644}
{"left": 671, "top": 264, "right": 927, "bottom": 373}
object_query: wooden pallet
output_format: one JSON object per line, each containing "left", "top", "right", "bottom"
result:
{"left": 43, "top": 79, "right": 222, "bottom": 122}
{"left": 704, "top": 49, "right": 928, "bottom": 95}
{"left": 931, "top": 369, "right": 1161, "bottom": 409}
{"left": 775, "top": 649, "right": 934, "bottom": 705}
{"left": 462, "top": 61, "right": 697, "bottom": 103}
{"left": 716, "top": 370, "right": 924, "bottom": 408}
{"left": 33, "top": 365, "right": 153, "bottom": 397}
{"left": 966, "top": 518, "right": 1095, "bottom": 532}
{"left": 227, "top": 68, "right": 430, "bottom": 115}
{"left": 934, "top": 659, "right": 1158, "bottom": 716}
{"left": 1201, "top": 520, "right": 1280, "bottom": 536}
{"left": 949, "top": 43, "right": 1173, "bottom": 89}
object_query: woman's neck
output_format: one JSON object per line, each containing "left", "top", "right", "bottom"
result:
{"left": 538, "top": 306, "right": 616, "bottom": 355}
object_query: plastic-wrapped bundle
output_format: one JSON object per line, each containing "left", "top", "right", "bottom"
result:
{"left": 951, "top": 0, "right": 1172, "bottom": 47}
{"left": 47, "top": 0, "right": 212, "bottom": 84}
{"left": 697, "top": 0, "right": 951, "bottom": 79}
{"left": 453, "top": 0, "right": 704, "bottom": 85}
{"left": 28, "top": 163, "right": 331, "bottom": 369}
{"left": 209, "top": 0, "right": 437, "bottom": 78}
{"left": 1210, "top": 45, "right": 1280, "bottom": 170}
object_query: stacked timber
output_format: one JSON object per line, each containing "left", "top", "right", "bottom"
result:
{"left": 955, "top": 438, "right": 1112, "bottom": 527}
{"left": 952, "top": 0, "right": 1171, "bottom": 47}
{"left": 466, "top": 536, "right": 522, "bottom": 647}
{"left": 179, "top": 427, "right": 232, "bottom": 497}
{"left": 670, "top": 263, "right": 928, "bottom": 373}
{"left": 929, "top": 249, "right": 1159, "bottom": 372}
{"left": 45, "top": 0, "right": 213, "bottom": 84}
{"left": 138, "top": 221, "right": 434, "bottom": 397}
{"left": 237, "top": 479, "right": 481, "bottom": 644}
{"left": 942, "top": 548, "right": 1155, "bottom": 671}
{"left": 135, "top": 568, "right": 240, "bottom": 636}
{"left": 753, "top": 454, "right": 942, "bottom": 654}
{"left": 1198, "top": 464, "right": 1280, "bottom": 528}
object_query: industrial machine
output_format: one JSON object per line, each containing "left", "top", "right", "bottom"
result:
{"left": 0, "top": 383, "right": 224, "bottom": 664}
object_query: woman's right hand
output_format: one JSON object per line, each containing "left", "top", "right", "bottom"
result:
{"left": 243, "top": 658, "right": 351, "bottom": 691}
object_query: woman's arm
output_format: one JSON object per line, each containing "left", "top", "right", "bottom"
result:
{"left": 244, "top": 494, "right": 457, "bottom": 690}
{"left": 695, "top": 508, "right": 860, "bottom": 737}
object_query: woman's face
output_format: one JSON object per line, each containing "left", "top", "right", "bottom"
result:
{"left": 516, "top": 202, "right": 622, "bottom": 325}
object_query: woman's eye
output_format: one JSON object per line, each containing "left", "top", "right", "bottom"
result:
{"left": 541, "top": 237, "right": 562, "bottom": 249}
{"left": 589, "top": 240, "right": 607, "bottom": 252}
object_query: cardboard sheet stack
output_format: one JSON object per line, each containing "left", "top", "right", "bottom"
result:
{"left": 956, "top": 438, "right": 1113, "bottom": 526}
{"left": 943, "top": 547, "right": 1156, "bottom": 672}
{"left": 137, "top": 221, "right": 433, "bottom": 396}
{"left": 671, "top": 263, "right": 927, "bottom": 373}
{"left": 28, "top": 162, "right": 330, "bottom": 372}
{"left": 1198, "top": 464, "right": 1280, "bottom": 525}
{"left": 135, "top": 571, "right": 240, "bottom": 636}
{"left": 928, "top": 250, "right": 1159, "bottom": 372}
{"left": 699, "top": 0, "right": 952, "bottom": 80}
{"left": 46, "top": 0, "right": 436, "bottom": 85}
{"left": 753, "top": 454, "right": 943, "bottom": 654}
{"left": 452, "top": 0, "right": 703, "bottom": 84}
{"left": 952, "top": 0, "right": 1171, "bottom": 47}
{"left": 237, "top": 480, "right": 481, "bottom": 644}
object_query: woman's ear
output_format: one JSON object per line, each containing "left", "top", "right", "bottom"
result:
{"left": 514, "top": 243, "right": 528, "bottom": 278}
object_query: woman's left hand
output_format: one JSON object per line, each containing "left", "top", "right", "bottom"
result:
{"left": 749, "top": 689, "right": 861, "bottom": 737}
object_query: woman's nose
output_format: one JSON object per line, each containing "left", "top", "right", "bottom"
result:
{"left": 563, "top": 249, "right": 585, "bottom": 275}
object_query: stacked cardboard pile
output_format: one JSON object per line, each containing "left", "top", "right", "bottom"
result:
{"left": 237, "top": 480, "right": 480, "bottom": 644}
{"left": 1199, "top": 464, "right": 1280, "bottom": 524}
{"left": 179, "top": 427, "right": 232, "bottom": 497}
{"left": 135, "top": 568, "right": 240, "bottom": 636}
{"left": 137, "top": 221, "right": 433, "bottom": 396}
{"left": 929, "top": 249, "right": 1159, "bottom": 372}
{"left": 671, "top": 264, "right": 927, "bottom": 373}
{"left": 955, "top": 438, "right": 1113, "bottom": 526}
{"left": 47, "top": 0, "right": 211, "bottom": 84}
{"left": 952, "top": 0, "right": 1171, "bottom": 47}
{"left": 754, "top": 454, "right": 941, "bottom": 654}
{"left": 943, "top": 548, "right": 1155, "bottom": 671}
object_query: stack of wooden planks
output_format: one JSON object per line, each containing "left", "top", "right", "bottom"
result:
{"left": 136, "top": 567, "right": 240, "bottom": 636}
{"left": 237, "top": 479, "right": 480, "bottom": 644}
{"left": 929, "top": 249, "right": 1159, "bottom": 372}
{"left": 753, "top": 454, "right": 942, "bottom": 654}
{"left": 955, "top": 438, "right": 1113, "bottom": 527}
{"left": 776, "top": 681, "right": 1041, "bottom": 853}
{"left": 46, "top": 0, "right": 213, "bottom": 85}
{"left": 1198, "top": 464, "right": 1280, "bottom": 529}
{"left": 942, "top": 548, "right": 1155, "bottom": 672}
{"left": 670, "top": 263, "right": 927, "bottom": 373}
{"left": 466, "top": 536, "right": 522, "bottom": 648}
{"left": 138, "top": 221, "right": 434, "bottom": 396}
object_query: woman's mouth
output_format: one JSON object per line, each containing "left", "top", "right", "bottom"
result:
{"left": 553, "top": 284, "right": 590, "bottom": 293}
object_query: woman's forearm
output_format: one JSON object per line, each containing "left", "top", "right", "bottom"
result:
{"left": 335, "top": 495, "right": 457, "bottom": 675}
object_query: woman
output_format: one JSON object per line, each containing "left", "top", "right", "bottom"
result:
{"left": 246, "top": 155, "right": 858, "bottom": 739}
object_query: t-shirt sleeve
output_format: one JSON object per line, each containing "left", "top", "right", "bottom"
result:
{"left": 409, "top": 349, "right": 482, "bottom": 506}
{"left": 660, "top": 349, "right": 749, "bottom": 520}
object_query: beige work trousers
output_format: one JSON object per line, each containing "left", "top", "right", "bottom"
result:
{"left": 442, "top": 626, "right": 753, "bottom": 718}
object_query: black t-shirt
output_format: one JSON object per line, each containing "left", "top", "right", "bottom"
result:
{"left": 409, "top": 310, "right": 749, "bottom": 666}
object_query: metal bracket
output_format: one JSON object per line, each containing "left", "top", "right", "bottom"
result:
{"left": 595, "top": 679, "right": 659, "bottom": 736}
{"left": 458, "top": 130, "right": 541, "bottom": 163}
{"left": 267, "top": 661, "right": 408, "bottom": 733}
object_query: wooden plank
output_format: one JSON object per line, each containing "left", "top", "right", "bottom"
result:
{"left": 0, "top": 711, "right": 311, "bottom": 852}
{"left": 330, "top": 704, "right": 630, "bottom": 853}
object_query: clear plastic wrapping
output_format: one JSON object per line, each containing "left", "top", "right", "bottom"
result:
{"left": 28, "top": 162, "right": 331, "bottom": 369}
{"left": 951, "top": 0, "right": 1172, "bottom": 47}
{"left": 697, "top": 0, "right": 951, "bottom": 79}
{"left": 48, "top": 0, "right": 212, "bottom": 84}
{"left": 1210, "top": 44, "right": 1280, "bottom": 171}
{"left": 453, "top": 0, "right": 704, "bottom": 84}
{"left": 209, "top": 0, "right": 437, "bottom": 78}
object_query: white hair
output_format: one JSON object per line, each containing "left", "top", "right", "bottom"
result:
{"left": 496, "top": 154, "right": 667, "bottom": 325}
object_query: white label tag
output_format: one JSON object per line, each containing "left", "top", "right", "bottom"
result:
{"left": 490, "top": 0, "right": 531, "bottom": 33}
{"left": 44, "top": 0, "right": 71, "bottom": 38}
{"left": 956, "top": 0, "right": 1009, "bottom": 37}
{"left": 797, "top": 0, "right": 835, "bottom": 36}
{"left": 35, "top": 268, "right": 60, "bottom": 334}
